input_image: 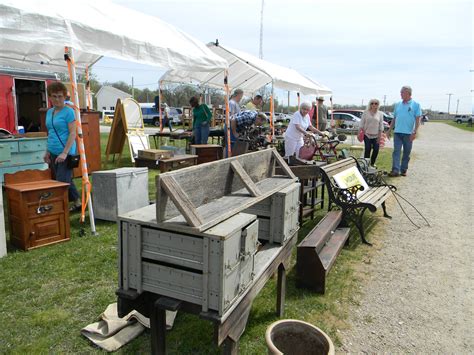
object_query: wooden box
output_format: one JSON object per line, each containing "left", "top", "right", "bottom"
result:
{"left": 244, "top": 182, "right": 300, "bottom": 244}
{"left": 158, "top": 154, "right": 197, "bottom": 173}
{"left": 190, "top": 144, "right": 223, "bottom": 164}
{"left": 138, "top": 149, "right": 174, "bottom": 160}
{"left": 119, "top": 206, "right": 259, "bottom": 316}
{"left": 5, "top": 170, "right": 70, "bottom": 250}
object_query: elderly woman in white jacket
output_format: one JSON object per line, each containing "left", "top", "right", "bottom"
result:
{"left": 284, "top": 102, "right": 324, "bottom": 158}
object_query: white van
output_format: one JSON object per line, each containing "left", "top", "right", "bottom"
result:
{"left": 139, "top": 103, "right": 182, "bottom": 126}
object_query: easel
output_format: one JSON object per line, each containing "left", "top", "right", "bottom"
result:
{"left": 105, "top": 98, "right": 150, "bottom": 166}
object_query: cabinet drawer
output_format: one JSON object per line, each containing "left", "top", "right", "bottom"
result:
{"left": 23, "top": 188, "right": 66, "bottom": 204}
{"left": 18, "top": 139, "right": 47, "bottom": 152}
{"left": 0, "top": 141, "right": 19, "bottom": 154}
{"left": 0, "top": 151, "right": 44, "bottom": 167}
{"left": 27, "top": 199, "right": 65, "bottom": 218}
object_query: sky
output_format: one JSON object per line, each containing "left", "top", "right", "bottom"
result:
{"left": 91, "top": 0, "right": 473, "bottom": 113}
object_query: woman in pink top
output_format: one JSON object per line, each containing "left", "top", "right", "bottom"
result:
{"left": 359, "top": 99, "right": 384, "bottom": 166}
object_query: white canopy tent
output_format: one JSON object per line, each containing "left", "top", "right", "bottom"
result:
{"left": 161, "top": 41, "right": 332, "bottom": 96}
{"left": 0, "top": 0, "right": 228, "bottom": 233}
{"left": 0, "top": 0, "right": 227, "bottom": 74}
{"left": 161, "top": 41, "right": 331, "bottom": 155}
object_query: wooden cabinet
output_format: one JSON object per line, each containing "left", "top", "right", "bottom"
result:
{"left": 190, "top": 144, "right": 223, "bottom": 164}
{"left": 39, "top": 108, "right": 101, "bottom": 177}
{"left": 5, "top": 170, "right": 70, "bottom": 250}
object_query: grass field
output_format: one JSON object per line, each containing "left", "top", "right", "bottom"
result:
{"left": 430, "top": 119, "right": 474, "bottom": 132}
{"left": 0, "top": 133, "right": 393, "bottom": 353}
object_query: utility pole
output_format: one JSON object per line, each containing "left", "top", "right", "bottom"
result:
{"left": 455, "top": 99, "right": 459, "bottom": 114}
{"left": 361, "top": 99, "right": 364, "bottom": 107}
{"left": 446, "top": 93, "right": 453, "bottom": 114}
{"left": 383, "top": 95, "right": 387, "bottom": 112}
{"left": 287, "top": 91, "right": 290, "bottom": 112}
{"left": 132, "top": 76, "right": 135, "bottom": 99}
{"left": 259, "top": 0, "right": 264, "bottom": 59}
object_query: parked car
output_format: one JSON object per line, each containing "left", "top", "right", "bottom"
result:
{"left": 453, "top": 115, "right": 472, "bottom": 124}
{"left": 331, "top": 112, "right": 361, "bottom": 130}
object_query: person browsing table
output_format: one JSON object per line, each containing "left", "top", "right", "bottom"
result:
{"left": 284, "top": 102, "right": 324, "bottom": 158}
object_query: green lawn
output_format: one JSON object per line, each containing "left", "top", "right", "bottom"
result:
{"left": 0, "top": 133, "right": 393, "bottom": 353}
{"left": 430, "top": 119, "right": 474, "bottom": 132}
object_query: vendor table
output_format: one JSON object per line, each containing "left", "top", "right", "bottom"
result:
{"left": 150, "top": 130, "right": 193, "bottom": 151}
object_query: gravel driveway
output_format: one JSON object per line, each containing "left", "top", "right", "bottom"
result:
{"left": 339, "top": 122, "right": 473, "bottom": 353}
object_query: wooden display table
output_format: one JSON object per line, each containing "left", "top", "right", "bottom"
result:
{"left": 157, "top": 154, "right": 197, "bottom": 173}
{"left": 4, "top": 169, "right": 70, "bottom": 250}
{"left": 190, "top": 144, "right": 223, "bottom": 164}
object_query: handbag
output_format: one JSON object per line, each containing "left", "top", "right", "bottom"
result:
{"left": 298, "top": 135, "right": 317, "bottom": 160}
{"left": 51, "top": 109, "right": 80, "bottom": 169}
{"left": 357, "top": 129, "right": 365, "bottom": 142}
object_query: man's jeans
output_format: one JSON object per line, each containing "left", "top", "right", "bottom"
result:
{"left": 193, "top": 121, "right": 210, "bottom": 144}
{"left": 392, "top": 133, "right": 413, "bottom": 173}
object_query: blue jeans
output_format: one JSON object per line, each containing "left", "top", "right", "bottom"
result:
{"left": 363, "top": 135, "right": 380, "bottom": 165}
{"left": 392, "top": 133, "right": 413, "bottom": 173}
{"left": 50, "top": 153, "right": 80, "bottom": 202}
{"left": 193, "top": 121, "right": 210, "bottom": 144}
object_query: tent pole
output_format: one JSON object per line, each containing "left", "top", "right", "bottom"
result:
{"left": 85, "top": 65, "right": 92, "bottom": 110}
{"left": 270, "top": 83, "right": 274, "bottom": 139}
{"left": 65, "top": 47, "right": 97, "bottom": 235}
{"left": 224, "top": 70, "right": 231, "bottom": 157}
{"left": 159, "top": 81, "right": 163, "bottom": 132}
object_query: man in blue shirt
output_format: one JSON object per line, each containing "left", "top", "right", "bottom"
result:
{"left": 387, "top": 86, "right": 422, "bottom": 177}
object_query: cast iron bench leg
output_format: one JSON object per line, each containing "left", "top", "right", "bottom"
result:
{"left": 276, "top": 263, "right": 286, "bottom": 317}
{"left": 382, "top": 201, "right": 392, "bottom": 219}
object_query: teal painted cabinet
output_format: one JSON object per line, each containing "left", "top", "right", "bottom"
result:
{"left": 0, "top": 137, "right": 48, "bottom": 183}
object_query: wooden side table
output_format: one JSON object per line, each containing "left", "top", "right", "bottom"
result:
{"left": 5, "top": 170, "right": 70, "bottom": 250}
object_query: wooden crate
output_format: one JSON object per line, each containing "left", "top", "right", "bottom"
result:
{"left": 119, "top": 206, "right": 259, "bottom": 315}
{"left": 138, "top": 149, "right": 174, "bottom": 160}
{"left": 244, "top": 182, "right": 300, "bottom": 244}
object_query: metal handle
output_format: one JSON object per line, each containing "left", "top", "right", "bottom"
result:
{"left": 39, "top": 192, "right": 52, "bottom": 199}
{"left": 37, "top": 205, "right": 53, "bottom": 214}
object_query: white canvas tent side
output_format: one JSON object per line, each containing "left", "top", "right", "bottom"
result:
{"left": 0, "top": 0, "right": 228, "bottom": 233}
{"left": 161, "top": 41, "right": 332, "bottom": 96}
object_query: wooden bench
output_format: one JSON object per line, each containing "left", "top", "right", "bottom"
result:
{"left": 320, "top": 157, "right": 396, "bottom": 245}
{"left": 296, "top": 210, "right": 350, "bottom": 293}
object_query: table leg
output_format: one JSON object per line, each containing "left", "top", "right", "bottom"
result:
{"left": 276, "top": 263, "right": 286, "bottom": 317}
{"left": 151, "top": 300, "right": 167, "bottom": 355}
{"left": 222, "top": 337, "right": 239, "bottom": 355}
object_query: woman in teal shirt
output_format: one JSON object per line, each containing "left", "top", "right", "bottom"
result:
{"left": 44, "top": 82, "right": 81, "bottom": 212}
{"left": 189, "top": 96, "right": 212, "bottom": 144}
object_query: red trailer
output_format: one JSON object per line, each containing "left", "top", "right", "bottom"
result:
{"left": 0, "top": 68, "right": 58, "bottom": 133}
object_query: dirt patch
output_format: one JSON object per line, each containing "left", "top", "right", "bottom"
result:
{"left": 339, "top": 123, "right": 473, "bottom": 353}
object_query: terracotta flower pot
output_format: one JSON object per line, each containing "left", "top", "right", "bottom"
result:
{"left": 265, "top": 319, "right": 335, "bottom": 355}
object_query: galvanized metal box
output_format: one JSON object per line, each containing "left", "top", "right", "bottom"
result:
{"left": 92, "top": 167, "right": 149, "bottom": 221}
{"left": 244, "top": 182, "right": 300, "bottom": 244}
{"left": 119, "top": 206, "right": 259, "bottom": 316}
